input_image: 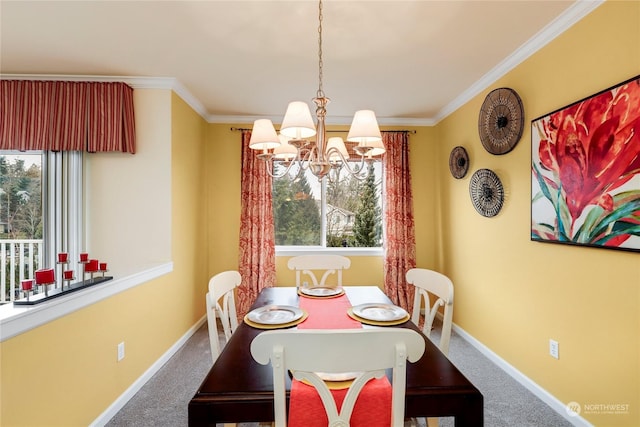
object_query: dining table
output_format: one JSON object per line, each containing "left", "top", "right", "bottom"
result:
{"left": 188, "top": 286, "right": 483, "bottom": 426}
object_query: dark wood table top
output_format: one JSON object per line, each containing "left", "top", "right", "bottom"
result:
{"left": 189, "top": 286, "right": 483, "bottom": 426}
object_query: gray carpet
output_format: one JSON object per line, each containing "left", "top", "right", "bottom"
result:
{"left": 105, "top": 320, "right": 575, "bottom": 427}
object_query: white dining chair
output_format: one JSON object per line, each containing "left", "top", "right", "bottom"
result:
{"left": 406, "top": 268, "right": 454, "bottom": 356}
{"left": 405, "top": 268, "right": 454, "bottom": 427}
{"left": 250, "top": 328, "right": 425, "bottom": 427}
{"left": 206, "top": 270, "right": 241, "bottom": 364}
{"left": 287, "top": 254, "right": 351, "bottom": 288}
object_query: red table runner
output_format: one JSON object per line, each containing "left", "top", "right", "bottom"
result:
{"left": 288, "top": 293, "right": 392, "bottom": 427}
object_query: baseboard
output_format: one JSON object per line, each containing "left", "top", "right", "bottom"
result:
{"left": 451, "top": 322, "right": 592, "bottom": 427}
{"left": 89, "top": 315, "right": 208, "bottom": 427}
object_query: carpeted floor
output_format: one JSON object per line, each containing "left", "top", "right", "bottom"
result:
{"left": 105, "top": 320, "right": 575, "bottom": 427}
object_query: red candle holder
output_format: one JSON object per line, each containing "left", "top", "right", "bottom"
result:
{"left": 85, "top": 259, "right": 99, "bottom": 281}
{"left": 21, "top": 279, "right": 34, "bottom": 300}
{"left": 79, "top": 254, "right": 89, "bottom": 283}
{"left": 57, "top": 253, "right": 70, "bottom": 290}
{"left": 35, "top": 268, "right": 55, "bottom": 296}
{"left": 99, "top": 262, "right": 108, "bottom": 277}
{"left": 85, "top": 259, "right": 99, "bottom": 273}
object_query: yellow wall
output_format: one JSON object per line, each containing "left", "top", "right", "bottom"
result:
{"left": 88, "top": 89, "right": 172, "bottom": 276}
{"left": 434, "top": 2, "right": 639, "bottom": 426}
{"left": 0, "top": 90, "right": 208, "bottom": 426}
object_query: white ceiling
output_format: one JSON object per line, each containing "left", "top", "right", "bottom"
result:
{"left": 0, "top": 1, "right": 602, "bottom": 125}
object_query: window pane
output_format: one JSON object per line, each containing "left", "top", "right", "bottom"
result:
{"left": 273, "top": 157, "right": 383, "bottom": 249}
{"left": 0, "top": 153, "right": 43, "bottom": 240}
{"left": 327, "top": 161, "right": 382, "bottom": 248}
{"left": 273, "top": 164, "right": 322, "bottom": 246}
{"left": 1, "top": 152, "right": 43, "bottom": 302}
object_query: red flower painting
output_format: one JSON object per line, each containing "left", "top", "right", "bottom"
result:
{"left": 531, "top": 75, "right": 640, "bottom": 251}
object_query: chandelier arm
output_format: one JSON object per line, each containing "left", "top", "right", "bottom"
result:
{"left": 297, "top": 146, "right": 314, "bottom": 171}
{"left": 261, "top": 152, "right": 300, "bottom": 179}
{"left": 324, "top": 147, "right": 370, "bottom": 181}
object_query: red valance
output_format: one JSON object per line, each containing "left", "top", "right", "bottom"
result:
{"left": 0, "top": 80, "right": 136, "bottom": 153}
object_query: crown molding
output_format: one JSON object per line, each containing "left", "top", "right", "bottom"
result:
{"left": 433, "top": 0, "right": 604, "bottom": 124}
{"left": 206, "top": 112, "right": 435, "bottom": 127}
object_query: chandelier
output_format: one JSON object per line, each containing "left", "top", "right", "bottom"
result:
{"left": 248, "top": 0, "right": 384, "bottom": 181}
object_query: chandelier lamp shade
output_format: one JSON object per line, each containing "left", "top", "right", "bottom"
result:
{"left": 248, "top": 0, "right": 385, "bottom": 181}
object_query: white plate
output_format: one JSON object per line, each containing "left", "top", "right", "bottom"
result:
{"left": 300, "top": 286, "right": 342, "bottom": 297}
{"left": 351, "top": 303, "right": 408, "bottom": 322}
{"left": 315, "top": 371, "right": 361, "bottom": 382}
{"left": 247, "top": 305, "right": 304, "bottom": 325}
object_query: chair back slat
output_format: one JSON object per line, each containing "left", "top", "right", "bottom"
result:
{"left": 287, "top": 255, "right": 351, "bottom": 287}
{"left": 206, "top": 270, "right": 242, "bottom": 363}
{"left": 251, "top": 328, "right": 425, "bottom": 427}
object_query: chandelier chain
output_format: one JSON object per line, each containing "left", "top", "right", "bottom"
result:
{"left": 317, "top": 0, "right": 324, "bottom": 99}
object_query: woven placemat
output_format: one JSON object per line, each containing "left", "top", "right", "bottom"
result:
{"left": 244, "top": 310, "right": 308, "bottom": 330}
{"left": 346, "top": 308, "right": 410, "bottom": 326}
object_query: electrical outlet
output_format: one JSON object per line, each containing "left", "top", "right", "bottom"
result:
{"left": 117, "top": 342, "right": 125, "bottom": 361}
{"left": 549, "top": 339, "right": 559, "bottom": 359}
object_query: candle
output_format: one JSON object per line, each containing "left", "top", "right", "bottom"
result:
{"left": 57, "top": 252, "right": 68, "bottom": 263}
{"left": 99, "top": 262, "right": 107, "bottom": 271}
{"left": 21, "top": 279, "right": 33, "bottom": 291}
{"left": 64, "top": 270, "right": 74, "bottom": 280}
{"left": 79, "top": 253, "right": 89, "bottom": 262}
{"left": 35, "top": 268, "right": 55, "bottom": 284}
{"left": 85, "top": 259, "right": 99, "bottom": 272}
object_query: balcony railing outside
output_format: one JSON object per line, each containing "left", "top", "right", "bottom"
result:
{"left": 1, "top": 239, "right": 44, "bottom": 303}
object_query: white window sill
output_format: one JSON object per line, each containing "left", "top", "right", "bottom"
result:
{"left": 276, "top": 246, "right": 383, "bottom": 257}
{"left": 0, "top": 262, "right": 173, "bottom": 342}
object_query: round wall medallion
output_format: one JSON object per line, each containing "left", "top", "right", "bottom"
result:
{"left": 449, "top": 146, "right": 469, "bottom": 179}
{"left": 469, "top": 169, "right": 504, "bottom": 217}
{"left": 478, "top": 87, "right": 524, "bottom": 155}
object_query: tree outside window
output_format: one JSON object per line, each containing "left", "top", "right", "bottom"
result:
{"left": 0, "top": 155, "right": 43, "bottom": 240}
{"left": 273, "top": 160, "right": 382, "bottom": 248}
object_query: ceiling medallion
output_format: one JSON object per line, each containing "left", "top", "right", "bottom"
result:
{"left": 449, "top": 146, "right": 469, "bottom": 179}
{"left": 469, "top": 169, "right": 504, "bottom": 217}
{"left": 478, "top": 87, "right": 524, "bottom": 155}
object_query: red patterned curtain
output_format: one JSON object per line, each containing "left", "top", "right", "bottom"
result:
{"left": 236, "top": 130, "right": 276, "bottom": 319}
{"left": 382, "top": 131, "right": 416, "bottom": 312}
{"left": 0, "top": 80, "right": 135, "bottom": 153}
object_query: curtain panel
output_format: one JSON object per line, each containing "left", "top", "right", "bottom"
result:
{"left": 237, "top": 130, "right": 276, "bottom": 320}
{"left": 382, "top": 131, "right": 416, "bottom": 312}
{"left": 0, "top": 80, "right": 135, "bottom": 153}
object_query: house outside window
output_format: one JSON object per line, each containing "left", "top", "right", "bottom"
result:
{"left": 273, "top": 160, "right": 383, "bottom": 251}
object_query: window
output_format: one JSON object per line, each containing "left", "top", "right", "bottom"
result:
{"left": 0, "top": 150, "right": 83, "bottom": 303}
{"left": 273, "top": 159, "right": 383, "bottom": 250}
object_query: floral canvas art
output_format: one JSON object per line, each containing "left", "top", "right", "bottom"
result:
{"left": 531, "top": 75, "right": 640, "bottom": 252}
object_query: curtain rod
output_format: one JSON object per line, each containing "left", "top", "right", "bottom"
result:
{"left": 230, "top": 127, "right": 416, "bottom": 134}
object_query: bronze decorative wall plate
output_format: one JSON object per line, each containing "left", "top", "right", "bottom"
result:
{"left": 449, "top": 146, "right": 469, "bottom": 179}
{"left": 469, "top": 168, "right": 504, "bottom": 217}
{"left": 478, "top": 87, "right": 524, "bottom": 155}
